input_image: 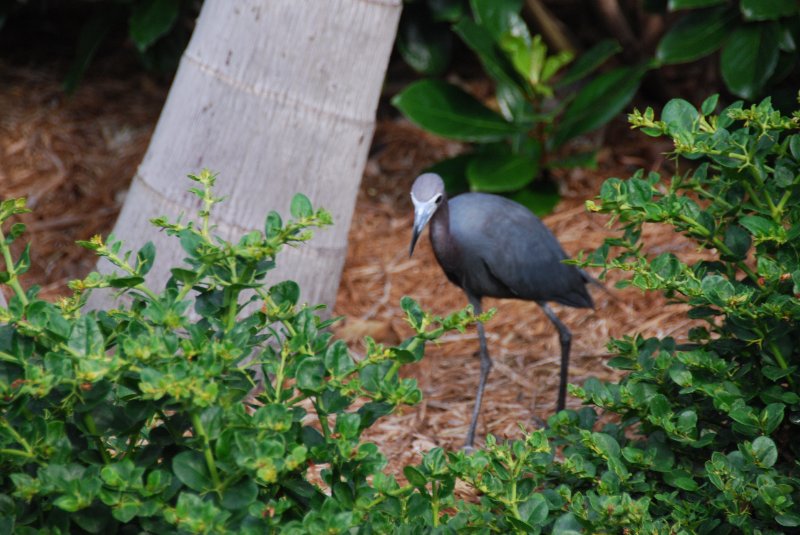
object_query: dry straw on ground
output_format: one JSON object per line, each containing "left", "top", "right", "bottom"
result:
{"left": 1, "top": 59, "right": 700, "bottom": 475}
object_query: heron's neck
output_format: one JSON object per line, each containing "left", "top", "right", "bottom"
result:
{"left": 429, "top": 197, "right": 458, "bottom": 260}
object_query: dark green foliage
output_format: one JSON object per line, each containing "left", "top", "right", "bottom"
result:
{"left": 0, "top": 171, "right": 485, "bottom": 533}
{"left": 0, "top": 0, "right": 198, "bottom": 92}
{"left": 393, "top": 0, "right": 645, "bottom": 215}
{"left": 656, "top": 1, "right": 799, "bottom": 100}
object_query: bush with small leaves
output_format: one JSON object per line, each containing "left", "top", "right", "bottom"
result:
{"left": 0, "top": 171, "right": 484, "bottom": 533}
{"left": 356, "top": 95, "right": 800, "bottom": 533}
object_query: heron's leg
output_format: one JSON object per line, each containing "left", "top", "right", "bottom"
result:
{"left": 540, "top": 303, "right": 571, "bottom": 412}
{"left": 465, "top": 295, "right": 491, "bottom": 449}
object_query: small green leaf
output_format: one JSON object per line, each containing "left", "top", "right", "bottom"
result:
{"left": 324, "top": 340, "right": 356, "bottom": 376}
{"left": 270, "top": 280, "right": 300, "bottom": 307}
{"left": 403, "top": 466, "right": 428, "bottom": 488}
{"left": 723, "top": 225, "right": 751, "bottom": 259}
{"left": 220, "top": 478, "right": 258, "bottom": 510}
{"left": 519, "top": 493, "right": 549, "bottom": 525}
{"left": 751, "top": 436, "right": 778, "bottom": 467}
{"left": 265, "top": 211, "right": 282, "bottom": 237}
{"left": 788, "top": 134, "right": 800, "bottom": 159}
{"left": 700, "top": 94, "right": 719, "bottom": 115}
{"left": 661, "top": 98, "right": 699, "bottom": 135}
{"left": 172, "top": 451, "right": 211, "bottom": 492}
{"left": 664, "top": 469, "right": 699, "bottom": 490}
{"left": 136, "top": 242, "right": 156, "bottom": 276}
{"left": 296, "top": 358, "right": 325, "bottom": 392}
{"left": 739, "top": 215, "right": 778, "bottom": 237}
{"left": 290, "top": 194, "right": 313, "bottom": 219}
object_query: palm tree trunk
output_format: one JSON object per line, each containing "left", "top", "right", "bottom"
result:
{"left": 98, "top": 0, "right": 401, "bottom": 308}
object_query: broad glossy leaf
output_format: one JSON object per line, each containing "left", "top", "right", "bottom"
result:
{"left": 740, "top": 0, "right": 798, "bottom": 21}
{"left": 397, "top": 5, "right": 452, "bottom": 75}
{"left": 557, "top": 39, "right": 621, "bottom": 87}
{"left": 466, "top": 142, "right": 540, "bottom": 192}
{"left": 552, "top": 65, "right": 646, "bottom": 148}
{"left": 470, "top": 0, "right": 528, "bottom": 42}
{"left": 656, "top": 7, "right": 736, "bottom": 64}
{"left": 496, "top": 80, "right": 535, "bottom": 123}
{"left": 721, "top": 23, "right": 780, "bottom": 100}
{"left": 129, "top": 0, "right": 180, "bottom": 52}
{"left": 392, "top": 80, "right": 521, "bottom": 142}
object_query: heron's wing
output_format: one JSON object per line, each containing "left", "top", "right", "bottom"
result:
{"left": 450, "top": 194, "right": 593, "bottom": 308}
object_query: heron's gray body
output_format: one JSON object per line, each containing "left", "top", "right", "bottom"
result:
{"left": 430, "top": 192, "right": 593, "bottom": 309}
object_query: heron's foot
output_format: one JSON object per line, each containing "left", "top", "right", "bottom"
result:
{"left": 461, "top": 443, "right": 477, "bottom": 454}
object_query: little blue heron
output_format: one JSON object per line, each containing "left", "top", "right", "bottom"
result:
{"left": 409, "top": 172, "right": 594, "bottom": 448}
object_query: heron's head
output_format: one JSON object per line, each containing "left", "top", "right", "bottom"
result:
{"left": 409, "top": 173, "right": 446, "bottom": 256}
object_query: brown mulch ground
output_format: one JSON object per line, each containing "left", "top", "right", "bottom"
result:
{"left": 1, "top": 57, "right": 700, "bottom": 475}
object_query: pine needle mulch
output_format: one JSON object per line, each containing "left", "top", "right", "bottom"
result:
{"left": 1, "top": 59, "right": 701, "bottom": 477}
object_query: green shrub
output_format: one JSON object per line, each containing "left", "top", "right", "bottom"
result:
{"left": 392, "top": 0, "right": 646, "bottom": 215}
{"left": 375, "top": 95, "right": 800, "bottom": 532}
{"left": 0, "top": 171, "right": 482, "bottom": 533}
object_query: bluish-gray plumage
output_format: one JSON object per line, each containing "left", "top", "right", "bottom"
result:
{"left": 409, "top": 172, "right": 593, "bottom": 448}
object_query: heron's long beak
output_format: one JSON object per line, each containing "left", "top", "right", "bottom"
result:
{"left": 409, "top": 197, "right": 437, "bottom": 256}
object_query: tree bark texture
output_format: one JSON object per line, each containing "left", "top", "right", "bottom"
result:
{"left": 101, "top": 0, "right": 401, "bottom": 308}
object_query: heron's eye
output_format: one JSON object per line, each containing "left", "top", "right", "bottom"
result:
{"left": 434, "top": 195, "right": 442, "bottom": 205}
